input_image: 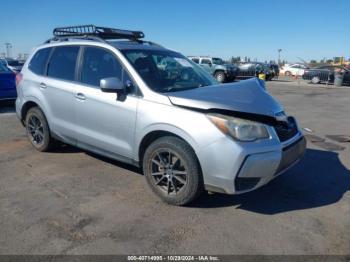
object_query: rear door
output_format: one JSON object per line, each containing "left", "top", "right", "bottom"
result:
{"left": 44, "top": 45, "right": 80, "bottom": 144}
{"left": 75, "top": 46, "right": 139, "bottom": 159}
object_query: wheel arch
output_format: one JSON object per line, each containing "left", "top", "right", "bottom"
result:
{"left": 20, "top": 96, "right": 49, "bottom": 125}
{"left": 214, "top": 69, "right": 225, "bottom": 75}
{"left": 137, "top": 126, "right": 199, "bottom": 168}
{"left": 21, "top": 100, "right": 40, "bottom": 123}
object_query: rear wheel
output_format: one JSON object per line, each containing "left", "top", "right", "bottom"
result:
{"left": 25, "top": 107, "right": 57, "bottom": 152}
{"left": 285, "top": 71, "right": 291, "bottom": 76}
{"left": 214, "top": 71, "right": 226, "bottom": 83}
{"left": 142, "top": 136, "right": 203, "bottom": 206}
{"left": 311, "top": 76, "right": 320, "bottom": 84}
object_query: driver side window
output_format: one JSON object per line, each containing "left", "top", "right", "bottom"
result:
{"left": 81, "top": 47, "right": 123, "bottom": 87}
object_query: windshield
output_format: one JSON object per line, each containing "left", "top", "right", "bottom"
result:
{"left": 7, "top": 60, "right": 20, "bottom": 66}
{"left": 212, "top": 58, "right": 224, "bottom": 65}
{"left": 122, "top": 49, "right": 218, "bottom": 93}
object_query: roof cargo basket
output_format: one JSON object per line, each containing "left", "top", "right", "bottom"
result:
{"left": 46, "top": 25, "right": 145, "bottom": 43}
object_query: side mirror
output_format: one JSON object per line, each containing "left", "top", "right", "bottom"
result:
{"left": 100, "top": 77, "right": 125, "bottom": 94}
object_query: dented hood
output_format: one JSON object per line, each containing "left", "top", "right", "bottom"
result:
{"left": 167, "top": 78, "right": 283, "bottom": 117}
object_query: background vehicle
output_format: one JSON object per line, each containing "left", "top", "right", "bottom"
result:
{"left": 188, "top": 56, "right": 239, "bottom": 83}
{"left": 236, "top": 62, "right": 274, "bottom": 80}
{"left": 16, "top": 25, "right": 305, "bottom": 206}
{"left": 0, "top": 64, "right": 17, "bottom": 100}
{"left": 269, "top": 64, "right": 279, "bottom": 78}
{"left": 0, "top": 58, "right": 23, "bottom": 72}
{"left": 280, "top": 63, "right": 308, "bottom": 76}
{"left": 302, "top": 65, "right": 350, "bottom": 84}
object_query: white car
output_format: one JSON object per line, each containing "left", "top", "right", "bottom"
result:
{"left": 280, "top": 64, "right": 309, "bottom": 76}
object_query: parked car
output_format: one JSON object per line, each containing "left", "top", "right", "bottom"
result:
{"left": 269, "top": 64, "right": 279, "bottom": 78}
{"left": 280, "top": 63, "right": 309, "bottom": 76}
{"left": 0, "top": 58, "right": 23, "bottom": 72}
{"left": 302, "top": 65, "right": 350, "bottom": 84}
{"left": 16, "top": 25, "right": 305, "bottom": 206}
{"left": 188, "top": 56, "right": 239, "bottom": 83}
{"left": 237, "top": 62, "right": 274, "bottom": 80}
{"left": 0, "top": 64, "right": 17, "bottom": 100}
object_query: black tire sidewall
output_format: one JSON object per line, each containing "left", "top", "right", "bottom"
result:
{"left": 25, "top": 107, "right": 52, "bottom": 152}
{"left": 142, "top": 136, "right": 203, "bottom": 206}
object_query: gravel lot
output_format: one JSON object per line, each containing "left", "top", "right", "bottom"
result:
{"left": 0, "top": 81, "right": 349, "bottom": 255}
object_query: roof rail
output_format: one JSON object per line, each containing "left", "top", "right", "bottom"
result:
{"left": 45, "top": 24, "right": 145, "bottom": 43}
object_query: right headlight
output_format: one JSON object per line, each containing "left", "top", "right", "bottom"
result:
{"left": 207, "top": 113, "right": 270, "bottom": 142}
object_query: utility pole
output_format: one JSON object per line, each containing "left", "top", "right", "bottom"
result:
{"left": 278, "top": 49, "right": 282, "bottom": 65}
{"left": 5, "top": 43, "right": 12, "bottom": 58}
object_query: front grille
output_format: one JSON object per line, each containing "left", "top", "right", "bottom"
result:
{"left": 273, "top": 116, "right": 298, "bottom": 142}
{"left": 275, "top": 137, "right": 306, "bottom": 175}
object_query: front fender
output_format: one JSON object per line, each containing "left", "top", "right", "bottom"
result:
{"left": 135, "top": 123, "right": 199, "bottom": 162}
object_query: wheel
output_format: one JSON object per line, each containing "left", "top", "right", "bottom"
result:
{"left": 285, "top": 71, "right": 291, "bottom": 76}
{"left": 25, "top": 107, "right": 57, "bottom": 152}
{"left": 311, "top": 76, "right": 320, "bottom": 84}
{"left": 214, "top": 71, "right": 226, "bottom": 83}
{"left": 142, "top": 136, "right": 204, "bottom": 206}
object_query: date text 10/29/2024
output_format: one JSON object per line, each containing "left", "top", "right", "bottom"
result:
{"left": 127, "top": 256, "right": 220, "bottom": 261}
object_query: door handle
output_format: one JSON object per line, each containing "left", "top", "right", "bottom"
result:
{"left": 75, "top": 93, "right": 86, "bottom": 100}
{"left": 39, "top": 82, "right": 47, "bottom": 89}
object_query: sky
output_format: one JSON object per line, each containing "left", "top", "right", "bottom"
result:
{"left": 0, "top": 0, "right": 349, "bottom": 62}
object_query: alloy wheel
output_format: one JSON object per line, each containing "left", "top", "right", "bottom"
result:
{"left": 148, "top": 149, "right": 188, "bottom": 195}
{"left": 27, "top": 115, "right": 45, "bottom": 145}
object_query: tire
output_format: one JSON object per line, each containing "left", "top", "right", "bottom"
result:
{"left": 142, "top": 136, "right": 204, "bottom": 206}
{"left": 214, "top": 71, "right": 226, "bottom": 83}
{"left": 285, "top": 71, "right": 291, "bottom": 76}
{"left": 25, "top": 107, "right": 57, "bottom": 152}
{"left": 311, "top": 76, "right": 320, "bottom": 84}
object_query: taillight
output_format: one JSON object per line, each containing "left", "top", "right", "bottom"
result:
{"left": 16, "top": 73, "right": 23, "bottom": 87}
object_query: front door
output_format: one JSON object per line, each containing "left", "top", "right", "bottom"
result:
{"left": 75, "top": 46, "right": 138, "bottom": 160}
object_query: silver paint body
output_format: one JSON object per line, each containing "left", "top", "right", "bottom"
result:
{"left": 16, "top": 40, "right": 304, "bottom": 194}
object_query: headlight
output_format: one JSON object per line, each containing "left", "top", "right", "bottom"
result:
{"left": 207, "top": 113, "right": 270, "bottom": 141}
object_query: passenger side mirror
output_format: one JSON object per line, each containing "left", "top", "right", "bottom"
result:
{"left": 100, "top": 77, "right": 125, "bottom": 93}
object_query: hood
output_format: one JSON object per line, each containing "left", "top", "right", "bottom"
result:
{"left": 167, "top": 78, "right": 283, "bottom": 117}
{"left": 224, "top": 63, "right": 236, "bottom": 68}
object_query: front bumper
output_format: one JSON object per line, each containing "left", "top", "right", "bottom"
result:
{"left": 225, "top": 70, "right": 238, "bottom": 79}
{"left": 198, "top": 129, "right": 306, "bottom": 194}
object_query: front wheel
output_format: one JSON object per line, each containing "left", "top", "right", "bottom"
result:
{"left": 142, "top": 136, "right": 204, "bottom": 206}
{"left": 25, "top": 107, "right": 57, "bottom": 152}
{"left": 311, "top": 76, "right": 320, "bottom": 84}
{"left": 214, "top": 71, "right": 226, "bottom": 83}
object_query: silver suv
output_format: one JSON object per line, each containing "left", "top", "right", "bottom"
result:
{"left": 16, "top": 25, "right": 306, "bottom": 205}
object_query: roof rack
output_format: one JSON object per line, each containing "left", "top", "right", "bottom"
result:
{"left": 45, "top": 24, "right": 145, "bottom": 43}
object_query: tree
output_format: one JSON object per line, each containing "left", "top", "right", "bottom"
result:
{"left": 230, "top": 56, "right": 241, "bottom": 64}
{"left": 310, "top": 60, "right": 317, "bottom": 64}
{"left": 326, "top": 59, "right": 333, "bottom": 64}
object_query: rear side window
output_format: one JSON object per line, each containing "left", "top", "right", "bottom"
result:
{"left": 191, "top": 58, "right": 199, "bottom": 64}
{"left": 47, "top": 46, "right": 79, "bottom": 81}
{"left": 80, "top": 47, "right": 122, "bottom": 87}
{"left": 201, "top": 59, "right": 211, "bottom": 65}
{"left": 28, "top": 48, "right": 52, "bottom": 75}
